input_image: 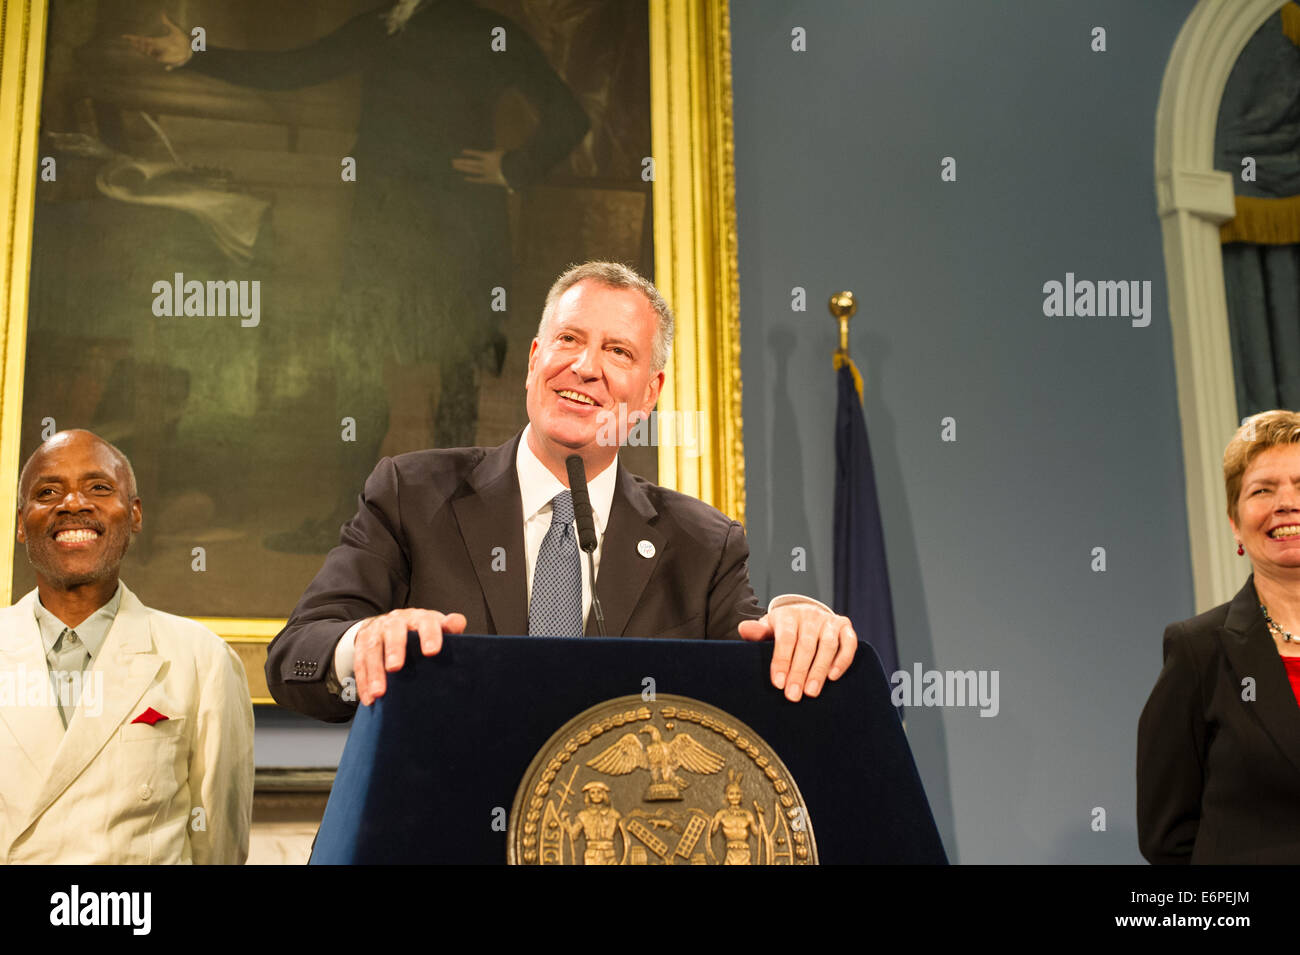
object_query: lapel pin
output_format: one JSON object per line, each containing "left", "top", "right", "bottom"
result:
{"left": 637, "top": 539, "right": 656, "bottom": 559}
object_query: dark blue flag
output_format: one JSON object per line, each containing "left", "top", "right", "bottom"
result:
{"left": 833, "top": 358, "right": 900, "bottom": 687}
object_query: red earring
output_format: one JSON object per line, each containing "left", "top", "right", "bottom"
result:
{"left": 1237, "top": 542, "right": 1245, "bottom": 556}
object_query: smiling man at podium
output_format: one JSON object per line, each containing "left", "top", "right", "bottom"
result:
{"left": 268, "top": 261, "right": 859, "bottom": 722}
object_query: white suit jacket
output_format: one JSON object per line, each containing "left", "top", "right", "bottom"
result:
{"left": 0, "top": 583, "right": 253, "bottom": 863}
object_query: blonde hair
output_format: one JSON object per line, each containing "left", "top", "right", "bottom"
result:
{"left": 1223, "top": 410, "right": 1300, "bottom": 524}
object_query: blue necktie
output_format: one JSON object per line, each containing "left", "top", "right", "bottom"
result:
{"left": 529, "top": 491, "right": 583, "bottom": 636}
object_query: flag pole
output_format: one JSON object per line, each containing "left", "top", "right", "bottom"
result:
{"left": 829, "top": 290, "right": 856, "bottom": 356}
{"left": 829, "top": 291, "right": 863, "bottom": 400}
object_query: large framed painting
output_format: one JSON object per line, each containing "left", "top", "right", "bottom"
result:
{"left": 0, "top": 0, "right": 741, "bottom": 702}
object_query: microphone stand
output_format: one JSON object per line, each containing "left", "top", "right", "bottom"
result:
{"left": 566, "top": 454, "right": 606, "bottom": 637}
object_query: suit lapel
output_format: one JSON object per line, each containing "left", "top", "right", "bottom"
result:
{"left": 0, "top": 592, "right": 65, "bottom": 780}
{"left": 452, "top": 436, "right": 528, "bottom": 636}
{"left": 587, "top": 466, "right": 664, "bottom": 637}
{"left": 23, "top": 584, "right": 163, "bottom": 830}
{"left": 1220, "top": 575, "right": 1300, "bottom": 779}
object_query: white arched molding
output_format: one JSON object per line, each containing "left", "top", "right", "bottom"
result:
{"left": 1156, "top": 0, "right": 1287, "bottom": 610}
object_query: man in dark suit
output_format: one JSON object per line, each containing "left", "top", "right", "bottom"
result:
{"left": 267, "top": 261, "right": 859, "bottom": 723}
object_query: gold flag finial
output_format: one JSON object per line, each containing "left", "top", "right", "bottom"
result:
{"left": 828, "top": 290, "right": 856, "bottom": 355}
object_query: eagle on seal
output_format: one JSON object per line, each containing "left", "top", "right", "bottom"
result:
{"left": 586, "top": 725, "right": 727, "bottom": 801}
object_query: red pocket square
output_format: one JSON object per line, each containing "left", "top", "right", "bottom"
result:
{"left": 131, "top": 707, "right": 169, "bottom": 726}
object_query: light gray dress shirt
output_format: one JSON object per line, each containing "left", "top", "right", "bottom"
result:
{"left": 33, "top": 582, "right": 123, "bottom": 729}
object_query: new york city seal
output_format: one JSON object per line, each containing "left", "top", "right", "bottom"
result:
{"left": 508, "top": 694, "right": 818, "bottom": 865}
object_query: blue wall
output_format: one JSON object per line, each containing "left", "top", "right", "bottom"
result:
{"left": 732, "top": 0, "right": 1201, "bottom": 862}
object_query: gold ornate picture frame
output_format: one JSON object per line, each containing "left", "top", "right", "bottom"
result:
{"left": 0, "top": 0, "right": 741, "bottom": 703}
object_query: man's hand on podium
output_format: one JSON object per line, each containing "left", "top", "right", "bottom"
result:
{"left": 354, "top": 608, "right": 467, "bottom": 705}
{"left": 738, "top": 604, "right": 858, "bottom": 703}
{"left": 347, "top": 602, "right": 856, "bottom": 707}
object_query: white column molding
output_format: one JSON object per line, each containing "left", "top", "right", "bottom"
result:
{"left": 1155, "top": 0, "right": 1288, "bottom": 610}
{"left": 1155, "top": 169, "right": 1236, "bottom": 221}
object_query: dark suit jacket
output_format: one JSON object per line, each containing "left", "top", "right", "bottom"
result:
{"left": 267, "top": 435, "right": 764, "bottom": 721}
{"left": 1137, "top": 575, "right": 1300, "bottom": 863}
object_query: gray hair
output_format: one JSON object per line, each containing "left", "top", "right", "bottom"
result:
{"left": 17, "top": 430, "right": 139, "bottom": 509}
{"left": 537, "top": 261, "right": 675, "bottom": 372}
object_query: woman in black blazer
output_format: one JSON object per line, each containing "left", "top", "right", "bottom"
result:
{"left": 1138, "top": 410, "right": 1300, "bottom": 864}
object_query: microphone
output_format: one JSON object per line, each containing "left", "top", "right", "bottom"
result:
{"left": 565, "top": 454, "right": 605, "bottom": 637}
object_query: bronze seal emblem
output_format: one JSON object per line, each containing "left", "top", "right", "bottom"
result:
{"left": 508, "top": 694, "right": 818, "bottom": 865}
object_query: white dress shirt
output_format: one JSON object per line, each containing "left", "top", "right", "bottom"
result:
{"left": 516, "top": 424, "right": 616, "bottom": 622}
{"left": 333, "top": 428, "right": 830, "bottom": 682}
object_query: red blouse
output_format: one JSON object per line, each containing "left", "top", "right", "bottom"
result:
{"left": 1285, "top": 656, "right": 1300, "bottom": 708}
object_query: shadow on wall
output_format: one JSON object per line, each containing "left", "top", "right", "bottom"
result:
{"left": 764, "top": 324, "right": 961, "bottom": 862}
{"left": 769, "top": 320, "right": 960, "bottom": 862}
{"left": 858, "top": 325, "right": 958, "bottom": 861}
{"left": 766, "top": 325, "right": 813, "bottom": 599}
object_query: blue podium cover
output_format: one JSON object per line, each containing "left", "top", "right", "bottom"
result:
{"left": 311, "top": 634, "right": 947, "bottom": 864}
